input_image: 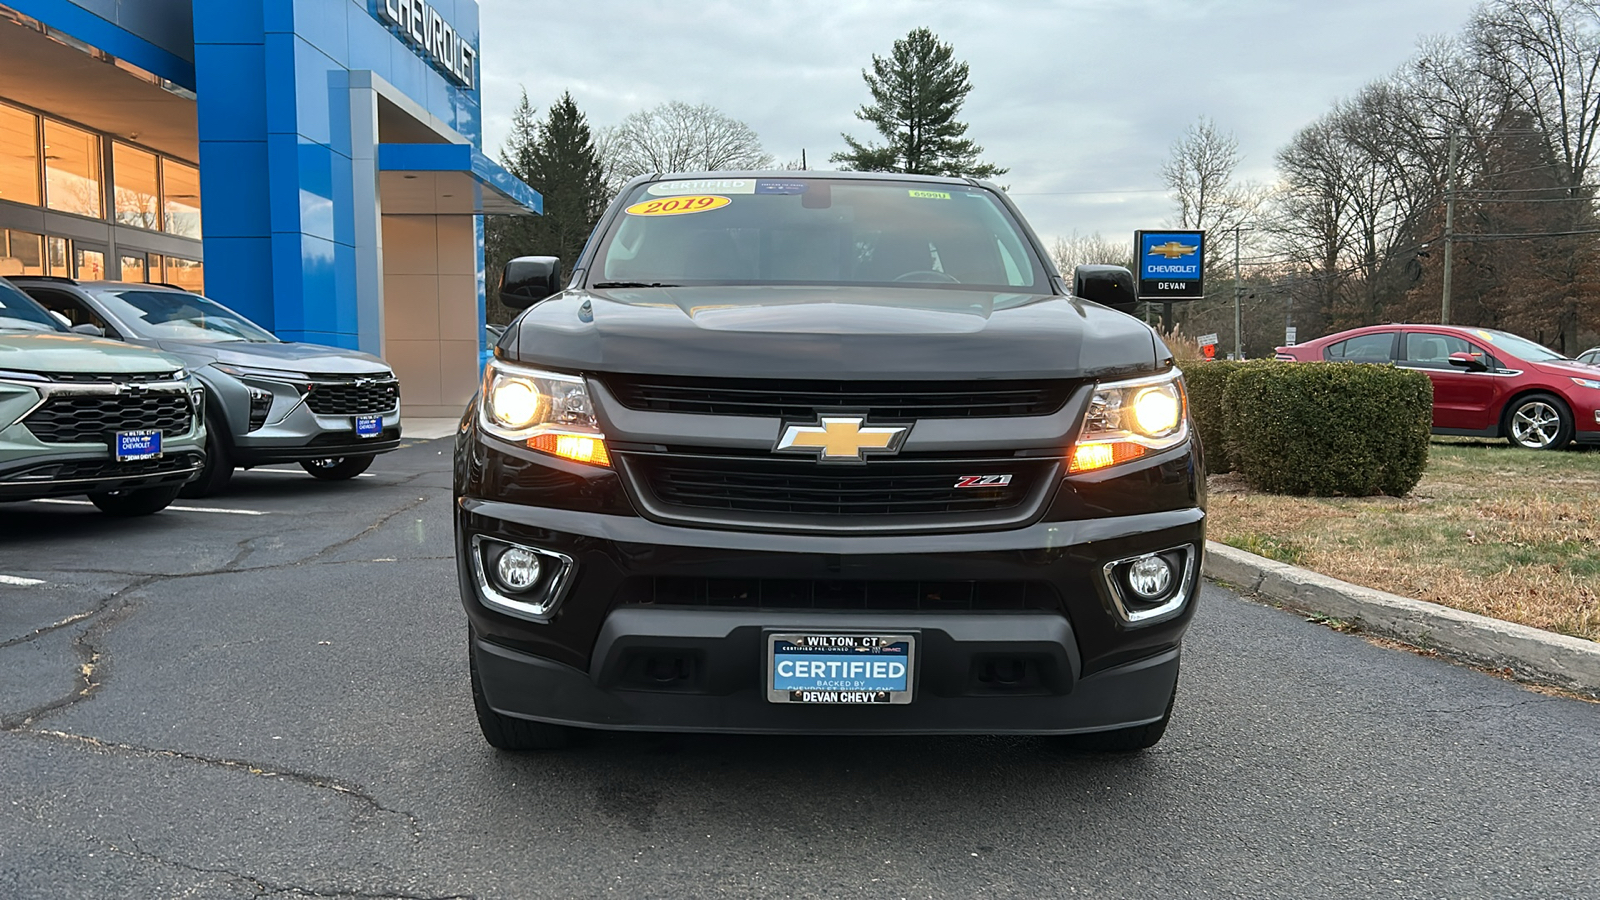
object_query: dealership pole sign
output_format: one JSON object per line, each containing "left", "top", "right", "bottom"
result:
{"left": 1134, "top": 230, "right": 1205, "bottom": 301}
{"left": 376, "top": 0, "right": 477, "bottom": 90}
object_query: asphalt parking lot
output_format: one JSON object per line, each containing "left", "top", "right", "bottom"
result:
{"left": 2, "top": 436, "right": 1598, "bottom": 899}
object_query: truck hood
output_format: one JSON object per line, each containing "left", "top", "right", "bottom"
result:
{"left": 158, "top": 339, "right": 392, "bottom": 375}
{"left": 0, "top": 333, "right": 185, "bottom": 375}
{"left": 507, "top": 285, "right": 1160, "bottom": 379}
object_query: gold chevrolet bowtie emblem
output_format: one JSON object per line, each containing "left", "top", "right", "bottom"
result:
{"left": 775, "top": 416, "right": 909, "bottom": 462}
{"left": 1147, "top": 241, "right": 1199, "bottom": 259}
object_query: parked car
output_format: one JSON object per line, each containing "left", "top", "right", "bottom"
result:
{"left": 1276, "top": 324, "right": 1600, "bottom": 450}
{"left": 0, "top": 278, "right": 206, "bottom": 515}
{"left": 1576, "top": 347, "right": 1600, "bottom": 367}
{"left": 457, "top": 171, "right": 1202, "bottom": 752}
{"left": 12, "top": 277, "right": 402, "bottom": 496}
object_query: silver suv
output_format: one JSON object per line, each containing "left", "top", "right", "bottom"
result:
{"left": 15, "top": 278, "right": 402, "bottom": 496}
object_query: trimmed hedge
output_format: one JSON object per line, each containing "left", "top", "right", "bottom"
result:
{"left": 1221, "top": 362, "right": 1432, "bottom": 497}
{"left": 1181, "top": 360, "right": 1273, "bottom": 474}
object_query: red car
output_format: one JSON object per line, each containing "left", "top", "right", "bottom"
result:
{"left": 1276, "top": 324, "right": 1600, "bottom": 450}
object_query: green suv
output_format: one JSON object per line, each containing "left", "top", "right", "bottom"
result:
{"left": 0, "top": 278, "right": 206, "bottom": 516}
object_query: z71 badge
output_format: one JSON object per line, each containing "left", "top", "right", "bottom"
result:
{"left": 954, "top": 474, "right": 1012, "bottom": 488}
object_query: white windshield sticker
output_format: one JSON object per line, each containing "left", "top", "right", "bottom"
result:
{"left": 647, "top": 179, "right": 757, "bottom": 196}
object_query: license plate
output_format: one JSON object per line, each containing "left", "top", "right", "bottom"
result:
{"left": 115, "top": 430, "right": 162, "bottom": 461}
{"left": 767, "top": 633, "right": 914, "bottom": 704}
{"left": 354, "top": 415, "right": 383, "bottom": 438}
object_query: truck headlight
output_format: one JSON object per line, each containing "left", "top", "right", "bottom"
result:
{"left": 1069, "top": 369, "right": 1189, "bottom": 473}
{"left": 480, "top": 359, "right": 610, "bottom": 467}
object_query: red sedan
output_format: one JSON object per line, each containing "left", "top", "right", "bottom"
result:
{"left": 1276, "top": 324, "right": 1600, "bottom": 450}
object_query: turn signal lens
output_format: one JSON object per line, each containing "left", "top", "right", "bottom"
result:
{"left": 1069, "top": 441, "right": 1146, "bottom": 473}
{"left": 529, "top": 431, "right": 611, "bottom": 467}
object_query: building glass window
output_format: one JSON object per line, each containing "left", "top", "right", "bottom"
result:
{"left": 46, "top": 236, "right": 68, "bottom": 275}
{"left": 113, "top": 142, "right": 161, "bottom": 230}
{"left": 74, "top": 246, "right": 106, "bottom": 280}
{"left": 1, "top": 230, "right": 44, "bottom": 276}
{"left": 119, "top": 254, "right": 147, "bottom": 283}
{"left": 164, "top": 256, "right": 203, "bottom": 292}
{"left": 161, "top": 159, "right": 200, "bottom": 238}
{"left": 0, "top": 104, "right": 41, "bottom": 207}
{"left": 42, "top": 119, "right": 102, "bottom": 218}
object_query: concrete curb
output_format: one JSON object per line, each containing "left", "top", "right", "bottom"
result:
{"left": 1204, "top": 540, "right": 1600, "bottom": 697}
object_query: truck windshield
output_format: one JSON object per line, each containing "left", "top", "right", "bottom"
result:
{"left": 90, "top": 288, "right": 279, "bottom": 343}
{"left": 0, "top": 280, "right": 67, "bottom": 333}
{"left": 592, "top": 178, "right": 1049, "bottom": 292}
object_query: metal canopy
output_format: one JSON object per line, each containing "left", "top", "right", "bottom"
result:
{"left": 376, "top": 143, "right": 542, "bottom": 216}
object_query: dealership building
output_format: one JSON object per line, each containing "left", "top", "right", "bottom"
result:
{"left": 0, "top": 0, "right": 541, "bottom": 416}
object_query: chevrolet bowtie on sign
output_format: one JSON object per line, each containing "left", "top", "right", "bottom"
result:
{"left": 774, "top": 416, "right": 909, "bottom": 462}
{"left": 1135, "top": 229, "right": 1205, "bottom": 301}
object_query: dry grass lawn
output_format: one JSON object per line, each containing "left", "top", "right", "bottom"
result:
{"left": 1207, "top": 439, "right": 1600, "bottom": 641}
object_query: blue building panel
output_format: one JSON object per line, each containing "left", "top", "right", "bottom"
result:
{"left": 7, "top": 0, "right": 196, "bottom": 87}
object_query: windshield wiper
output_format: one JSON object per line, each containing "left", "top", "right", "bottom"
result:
{"left": 592, "top": 281, "right": 678, "bottom": 289}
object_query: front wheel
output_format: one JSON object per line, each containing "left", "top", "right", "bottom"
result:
{"left": 89, "top": 484, "right": 183, "bottom": 517}
{"left": 299, "top": 455, "right": 375, "bottom": 481}
{"left": 1504, "top": 393, "right": 1573, "bottom": 450}
{"left": 180, "top": 420, "right": 233, "bottom": 498}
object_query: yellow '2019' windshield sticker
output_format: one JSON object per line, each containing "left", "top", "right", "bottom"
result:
{"left": 625, "top": 195, "right": 732, "bottom": 216}
{"left": 908, "top": 190, "right": 951, "bottom": 200}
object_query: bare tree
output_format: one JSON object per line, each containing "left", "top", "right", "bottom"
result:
{"left": 1159, "top": 117, "right": 1264, "bottom": 234}
{"left": 600, "top": 101, "right": 774, "bottom": 185}
{"left": 1050, "top": 231, "right": 1132, "bottom": 275}
{"left": 1471, "top": 0, "right": 1600, "bottom": 192}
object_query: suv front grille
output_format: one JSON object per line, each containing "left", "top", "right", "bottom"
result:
{"left": 22, "top": 393, "right": 192, "bottom": 443}
{"left": 620, "top": 454, "right": 1053, "bottom": 523}
{"left": 3, "top": 454, "right": 203, "bottom": 484}
{"left": 638, "top": 577, "right": 1062, "bottom": 612}
{"left": 304, "top": 379, "right": 399, "bottom": 415}
{"left": 603, "top": 375, "right": 1072, "bottom": 419}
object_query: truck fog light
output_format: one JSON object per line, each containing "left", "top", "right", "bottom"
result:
{"left": 1127, "top": 555, "right": 1174, "bottom": 599}
{"left": 494, "top": 547, "right": 543, "bottom": 593}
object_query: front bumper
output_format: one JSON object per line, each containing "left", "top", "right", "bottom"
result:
{"left": 458, "top": 498, "right": 1203, "bottom": 735}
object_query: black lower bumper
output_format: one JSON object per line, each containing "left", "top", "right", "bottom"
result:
{"left": 0, "top": 451, "right": 203, "bottom": 500}
{"left": 457, "top": 498, "right": 1203, "bottom": 735}
{"left": 233, "top": 429, "right": 402, "bottom": 465}
{"left": 475, "top": 609, "right": 1180, "bottom": 734}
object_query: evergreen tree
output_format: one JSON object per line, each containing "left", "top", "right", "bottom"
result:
{"left": 486, "top": 90, "right": 608, "bottom": 321}
{"left": 831, "top": 28, "right": 1006, "bottom": 178}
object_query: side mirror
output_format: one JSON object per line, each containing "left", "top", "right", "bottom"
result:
{"left": 1447, "top": 351, "right": 1488, "bottom": 372}
{"left": 69, "top": 323, "right": 105, "bottom": 338}
{"left": 500, "top": 256, "right": 562, "bottom": 310}
{"left": 1073, "top": 265, "right": 1138, "bottom": 314}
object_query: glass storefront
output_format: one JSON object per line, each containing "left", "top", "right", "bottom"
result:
{"left": 42, "top": 118, "right": 102, "bottom": 218}
{"left": 0, "top": 104, "right": 40, "bottom": 206}
{"left": 0, "top": 229, "right": 44, "bottom": 275}
{"left": 162, "top": 159, "right": 201, "bottom": 238}
{"left": 113, "top": 142, "right": 161, "bottom": 230}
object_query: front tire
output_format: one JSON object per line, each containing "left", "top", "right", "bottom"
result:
{"left": 89, "top": 484, "right": 183, "bottom": 517}
{"left": 1504, "top": 393, "right": 1573, "bottom": 450}
{"left": 299, "top": 455, "right": 375, "bottom": 481}
{"left": 180, "top": 418, "right": 233, "bottom": 498}
{"left": 470, "top": 633, "right": 571, "bottom": 751}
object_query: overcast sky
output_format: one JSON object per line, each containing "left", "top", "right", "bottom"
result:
{"left": 478, "top": 0, "right": 1481, "bottom": 248}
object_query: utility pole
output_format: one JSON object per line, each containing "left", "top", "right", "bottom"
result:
{"left": 1233, "top": 227, "right": 1243, "bottom": 360}
{"left": 1441, "top": 131, "right": 1458, "bottom": 325}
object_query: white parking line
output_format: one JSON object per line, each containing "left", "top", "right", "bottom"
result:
{"left": 248, "top": 468, "right": 375, "bottom": 478}
{"left": 0, "top": 574, "right": 45, "bottom": 586}
{"left": 30, "top": 499, "right": 268, "bottom": 516}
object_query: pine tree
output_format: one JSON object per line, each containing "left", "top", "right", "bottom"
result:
{"left": 486, "top": 90, "right": 608, "bottom": 321}
{"left": 831, "top": 28, "right": 1006, "bottom": 178}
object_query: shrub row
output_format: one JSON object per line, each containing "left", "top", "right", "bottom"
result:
{"left": 1183, "top": 360, "right": 1433, "bottom": 497}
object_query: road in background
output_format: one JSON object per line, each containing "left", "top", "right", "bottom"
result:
{"left": 1, "top": 439, "right": 1596, "bottom": 899}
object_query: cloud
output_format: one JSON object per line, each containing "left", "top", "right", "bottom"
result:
{"left": 479, "top": 0, "right": 1477, "bottom": 244}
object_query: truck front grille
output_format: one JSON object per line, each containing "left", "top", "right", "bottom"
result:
{"left": 603, "top": 375, "right": 1072, "bottom": 419}
{"left": 304, "top": 379, "right": 399, "bottom": 415}
{"left": 616, "top": 453, "right": 1059, "bottom": 531}
{"left": 640, "top": 577, "right": 1062, "bottom": 612}
{"left": 22, "top": 393, "right": 192, "bottom": 444}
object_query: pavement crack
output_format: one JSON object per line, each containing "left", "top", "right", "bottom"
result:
{"left": 108, "top": 835, "right": 474, "bottom": 900}
{"left": 20, "top": 728, "right": 426, "bottom": 841}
